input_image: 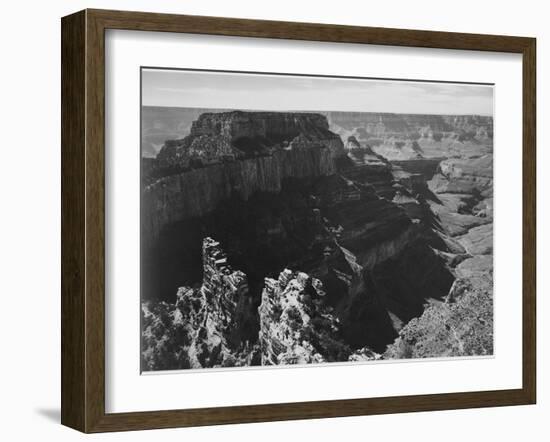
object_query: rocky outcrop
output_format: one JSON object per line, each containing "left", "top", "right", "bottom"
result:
{"left": 456, "top": 224, "right": 493, "bottom": 255}
{"left": 258, "top": 269, "right": 350, "bottom": 365}
{"left": 383, "top": 138, "right": 495, "bottom": 361}
{"left": 383, "top": 276, "right": 493, "bottom": 359}
{"left": 429, "top": 156, "right": 493, "bottom": 197}
{"left": 348, "top": 347, "right": 380, "bottom": 362}
{"left": 141, "top": 106, "right": 221, "bottom": 158}
{"left": 426, "top": 155, "right": 493, "bottom": 237}
{"left": 141, "top": 238, "right": 259, "bottom": 370}
{"left": 371, "top": 139, "right": 425, "bottom": 161}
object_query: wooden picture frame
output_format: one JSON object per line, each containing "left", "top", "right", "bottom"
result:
{"left": 61, "top": 8, "right": 536, "bottom": 433}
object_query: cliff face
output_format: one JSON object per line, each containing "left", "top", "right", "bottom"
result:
{"left": 384, "top": 276, "right": 493, "bottom": 359}
{"left": 143, "top": 166, "right": 455, "bottom": 361}
{"left": 383, "top": 139, "right": 495, "bottom": 360}
{"left": 154, "top": 111, "right": 344, "bottom": 171}
{"left": 189, "top": 111, "right": 344, "bottom": 156}
{"left": 141, "top": 106, "right": 225, "bottom": 157}
{"left": 142, "top": 147, "right": 335, "bottom": 242}
{"left": 141, "top": 237, "right": 259, "bottom": 370}
{"left": 141, "top": 240, "right": 353, "bottom": 369}
{"left": 426, "top": 155, "right": 493, "bottom": 237}
{"left": 142, "top": 107, "right": 493, "bottom": 158}
{"left": 259, "top": 269, "right": 350, "bottom": 365}
{"left": 326, "top": 111, "right": 493, "bottom": 161}
{"left": 143, "top": 111, "right": 344, "bottom": 243}
{"left": 430, "top": 156, "right": 493, "bottom": 197}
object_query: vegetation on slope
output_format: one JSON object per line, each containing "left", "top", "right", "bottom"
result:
{"left": 384, "top": 277, "right": 493, "bottom": 359}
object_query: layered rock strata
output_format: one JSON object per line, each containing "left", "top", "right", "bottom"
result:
{"left": 326, "top": 112, "right": 493, "bottom": 161}
{"left": 142, "top": 112, "right": 344, "bottom": 243}
{"left": 384, "top": 139, "right": 495, "bottom": 359}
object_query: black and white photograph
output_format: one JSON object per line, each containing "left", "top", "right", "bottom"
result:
{"left": 140, "top": 68, "right": 494, "bottom": 372}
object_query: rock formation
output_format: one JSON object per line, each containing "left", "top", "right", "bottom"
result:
{"left": 326, "top": 111, "right": 493, "bottom": 161}
{"left": 141, "top": 237, "right": 259, "bottom": 370}
{"left": 384, "top": 276, "right": 493, "bottom": 359}
{"left": 383, "top": 131, "right": 495, "bottom": 360}
{"left": 142, "top": 111, "right": 345, "bottom": 243}
{"left": 154, "top": 111, "right": 345, "bottom": 172}
{"left": 259, "top": 269, "right": 350, "bottom": 365}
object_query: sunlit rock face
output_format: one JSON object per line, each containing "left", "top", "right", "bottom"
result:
{"left": 427, "top": 155, "right": 493, "bottom": 237}
{"left": 384, "top": 135, "right": 495, "bottom": 360}
{"left": 371, "top": 139, "right": 426, "bottom": 161}
{"left": 326, "top": 112, "right": 493, "bottom": 161}
{"left": 429, "top": 156, "right": 493, "bottom": 197}
{"left": 141, "top": 237, "right": 260, "bottom": 371}
{"left": 258, "top": 269, "right": 350, "bottom": 365}
{"left": 383, "top": 276, "right": 493, "bottom": 359}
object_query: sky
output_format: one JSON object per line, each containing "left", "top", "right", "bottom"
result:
{"left": 142, "top": 68, "right": 494, "bottom": 116}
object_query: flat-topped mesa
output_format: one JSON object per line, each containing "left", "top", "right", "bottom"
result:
{"left": 143, "top": 112, "right": 345, "bottom": 243}
{"left": 190, "top": 111, "right": 344, "bottom": 156}
{"left": 156, "top": 111, "right": 345, "bottom": 169}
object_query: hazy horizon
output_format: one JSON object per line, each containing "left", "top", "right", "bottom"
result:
{"left": 142, "top": 105, "right": 493, "bottom": 117}
{"left": 142, "top": 68, "right": 494, "bottom": 117}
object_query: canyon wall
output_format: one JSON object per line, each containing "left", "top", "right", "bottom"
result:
{"left": 326, "top": 112, "right": 493, "bottom": 140}
{"left": 142, "top": 111, "right": 344, "bottom": 243}
{"left": 143, "top": 107, "right": 492, "bottom": 160}
{"left": 141, "top": 109, "right": 493, "bottom": 369}
{"left": 142, "top": 147, "right": 335, "bottom": 243}
{"left": 327, "top": 111, "right": 493, "bottom": 161}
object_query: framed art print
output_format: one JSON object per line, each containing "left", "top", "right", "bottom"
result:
{"left": 61, "top": 9, "right": 536, "bottom": 432}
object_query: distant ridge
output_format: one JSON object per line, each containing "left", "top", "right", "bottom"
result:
{"left": 142, "top": 106, "right": 493, "bottom": 158}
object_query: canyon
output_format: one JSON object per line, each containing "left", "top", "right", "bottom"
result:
{"left": 141, "top": 109, "right": 494, "bottom": 370}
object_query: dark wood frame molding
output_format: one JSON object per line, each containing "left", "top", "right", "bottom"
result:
{"left": 61, "top": 8, "right": 536, "bottom": 433}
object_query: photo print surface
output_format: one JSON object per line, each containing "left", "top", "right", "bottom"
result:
{"left": 140, "top": 68, "right": 494, "bottom": 372}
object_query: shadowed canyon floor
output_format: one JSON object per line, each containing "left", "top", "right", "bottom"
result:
{"left": 140, "top": 110, "right": 493, "bottom": 371}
